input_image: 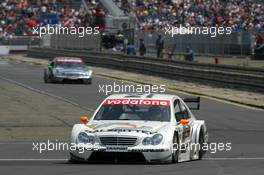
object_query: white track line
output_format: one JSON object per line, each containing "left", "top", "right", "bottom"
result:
{"left": 0, "top": 75, "right": 94, "bottom": 112}
{"left": 203, "top": 157, "right": 264, "bottom": 160}
{"left": 0, "top": 142, "right": 68, "bottom": 144}
{"left": 0, "top": 158, "right": 264, "bottom": 161}
{"left": 0, "top": 159, "right": 68, "bottom": 161}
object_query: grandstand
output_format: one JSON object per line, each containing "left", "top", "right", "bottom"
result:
{"left": 0, "top": 0, "right": 263, "bottom": 57}
{"left": 114, "top": 0, "right": 263, "bottom": 33}
{"left": 0, "top": 0, "right": 104, "bottom": 38}
{"left": 1, "top": 0, "right": 262, "bottom": 37}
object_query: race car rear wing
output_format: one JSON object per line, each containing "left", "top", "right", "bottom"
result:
{"left": 183, "top": 97, "right": 200, "bottom": 110}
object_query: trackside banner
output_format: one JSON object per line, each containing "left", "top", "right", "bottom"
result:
{"left": 103, "top": 99, "right": 170, "bottom": 106}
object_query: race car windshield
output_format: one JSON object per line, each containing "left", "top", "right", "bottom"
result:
{"left": 94, "top": 103, "right": 170, "bottom": 121}
{"left": 55, "top": 62, "right": 86, "bottom": 69}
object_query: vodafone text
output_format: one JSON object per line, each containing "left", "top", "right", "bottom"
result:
{"left": 104, "top": 99, "right": 170, "bottom": 106}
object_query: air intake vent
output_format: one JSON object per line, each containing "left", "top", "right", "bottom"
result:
{"left": 99, "top": 137, "right": 137, "bottom": 146}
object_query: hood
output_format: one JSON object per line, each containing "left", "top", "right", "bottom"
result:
{"left": 55, "top": 67, "right": 87, "bottom": 73}
{"left": 86, "top": 120, "right": 169, "bottom": 134}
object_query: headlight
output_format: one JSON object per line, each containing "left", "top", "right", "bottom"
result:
{"left": 54, "top": 69, "right": 61, "bottom": 75}
{"left": 142, "top": 134, "right": 163, "bottom": 145}
{"left": 77, "top": 132, "right": 95, "bottom": 144}
{"left": 87, "top": 70, "right": 92, "bottom": 76}
{"left": 151, "top": 134, "right": 163, "bottom": 145}
{"left": 142, "top": 137, "right": 152, "bottom": 145}
{"left": 83, "top": 70, "right": 91, "bottom": 76}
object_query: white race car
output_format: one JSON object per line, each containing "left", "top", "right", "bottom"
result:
{"left": 70, "top": 94, "right": 208, "bottom": 163}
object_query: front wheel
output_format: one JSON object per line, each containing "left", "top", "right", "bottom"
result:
{"left": 171, "top": 134, "right": 179, "bottom": 163}
{"left": 198, "top": 129, "right": 206, "bottom": 159}
{"left": 44, "top": 71, "right": 51, "bottom": 83}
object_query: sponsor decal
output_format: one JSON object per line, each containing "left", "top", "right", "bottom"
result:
{"left": 106, "top": 146, "right": 128, "bottom": 152}
{"left": 103, "top": 99, "right": 170, "bottom": 106}
{"left": 54, "top": 58, "right": 83, "bottom": 62}
{"left": 87, "top": 125, "right": 96, "bottom": 129}
{"left": 86, "top": 123, "right": 138, "bottom": 130}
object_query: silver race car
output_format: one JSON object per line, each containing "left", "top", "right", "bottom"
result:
{"left": 70, "top": 93, "right": 209, "bottom": 163}
{"left": 44, "top": 57, "right": 92, "bottom": 84}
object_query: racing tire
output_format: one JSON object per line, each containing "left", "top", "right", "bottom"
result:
{"left": 44, "top": 72, "right": 51, "bottom": 83}
{"left": 171, "top": 133, "right": 179, "bottom": 163}
{"left": 198, "top": 129, "right": 205, "bottom": 160}
{"left": 44, "top": 69, "right": 54, "bottom": 83}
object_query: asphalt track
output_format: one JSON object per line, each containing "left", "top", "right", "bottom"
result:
{"left": 0, "top": 60, "right": 264, "bottom": 175}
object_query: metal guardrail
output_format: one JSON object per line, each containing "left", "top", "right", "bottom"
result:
{"left": 1, "top": 36, "right": 40, "bottom": 46}
{"left": 134, "top": 31, "right": 252, "bottom": 55}
{"left": 41, "top": 34, "right": 101, "bottom": 51}
{"left": 27, "top": 48, "right": 264, "bottom": 92}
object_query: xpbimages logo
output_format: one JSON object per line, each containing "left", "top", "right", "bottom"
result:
{"left": 32, "top": 140, "right": 92, "bottom": 154}
{"left": 98, "top": 81, "right": 166, "bottom": 95}
{"left": 31, "top": 140, "right": 232, "bottom": 154}
{"left": 164, "top": 24, "right": 232, "bottom": 38}
{"left": 32, "top": 24, "right": 100, "bottom": 37}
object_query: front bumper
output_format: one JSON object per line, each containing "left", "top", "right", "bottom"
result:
{"left": 69, "top": 144, "right": 172, "bottom": 162}
{"left": 53, "top": 75, "right": 92, "bottom": 81}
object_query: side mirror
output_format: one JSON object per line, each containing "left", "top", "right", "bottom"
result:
{"left": 179, "top": 119, "right": 189, "bottom": 125}
{"left": 80, "top": 116, "right": 89, "bottom": 124}
{"left": 175, "top": 111, "right": 188, "bottom": 119}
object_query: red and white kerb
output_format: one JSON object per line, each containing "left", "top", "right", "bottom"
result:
{"left": 103, "top": 99, "right": 170, "bottom": 106}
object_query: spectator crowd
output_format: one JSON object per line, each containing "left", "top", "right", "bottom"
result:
{"left": 1, "top": 0, "right": 263, "bottom": 42}
{"left": 114, "top": 0, "right": 263, "bottom": 33}
{"left": 0, "top": 0, "right": 104, "bottom": 39}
